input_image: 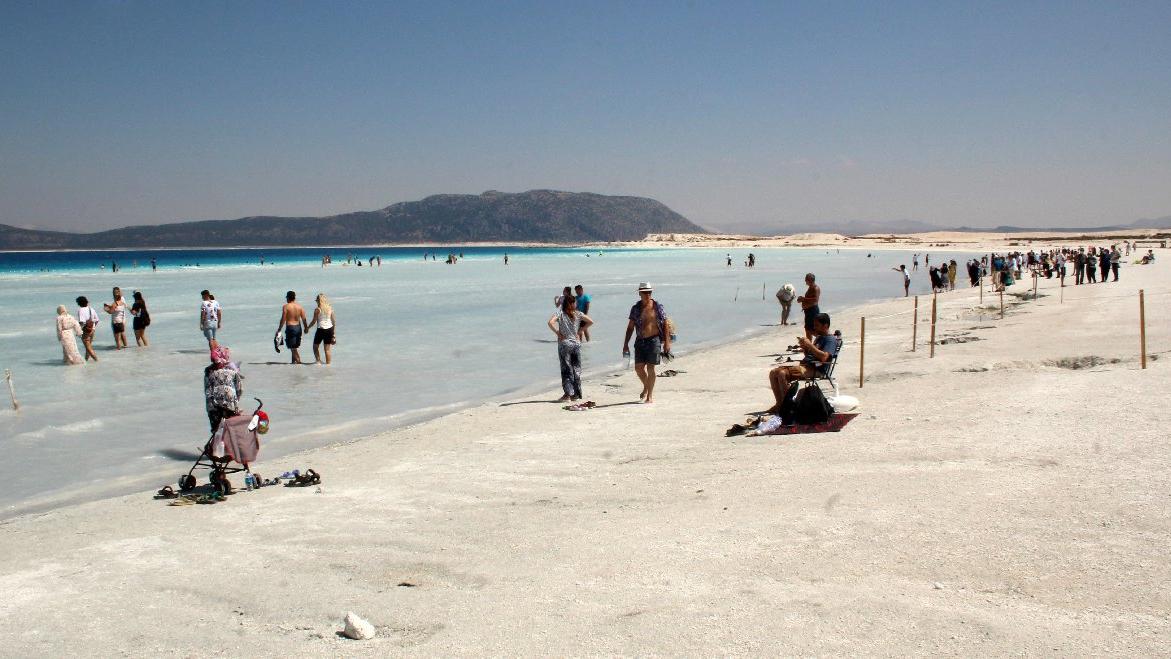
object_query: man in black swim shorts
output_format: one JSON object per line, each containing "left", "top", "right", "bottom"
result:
{"left": 622, "top": 282, "right": 671, "bottom": 404}
{"left": 274, "top": 291, "right": 308, "bottom": 364}
{"left": 797, "top": 272, "right": 821, "bottom": 340}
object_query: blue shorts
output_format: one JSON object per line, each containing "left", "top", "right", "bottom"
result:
{"left": 284, "top": 325, "right": 303, "bottom": 350}
{"left": 202, "top": 326, "right": 217, "bottom": 341}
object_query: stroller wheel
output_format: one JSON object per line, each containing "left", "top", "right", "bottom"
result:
{"left": 179, "top": 474, "right": 197, "bottom": 492}
{"left": 214, "top": 477, "right": 230, "bottom": 496}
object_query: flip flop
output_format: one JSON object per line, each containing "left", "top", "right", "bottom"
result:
{"left": 154, "top": 485, "right": 178, "bottom": 499}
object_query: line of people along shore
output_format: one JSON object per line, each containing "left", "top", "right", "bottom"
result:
{"left": 54, "top": 287, "right": 338, "bottom": 367}
{"left": 888, "top": 242, "right": 1153, "bottom": 298}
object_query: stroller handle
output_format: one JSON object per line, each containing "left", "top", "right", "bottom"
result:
{"left": 252, "top": 398, "right": 263, "bottom": 413}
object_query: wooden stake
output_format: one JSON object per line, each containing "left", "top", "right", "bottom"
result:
{"left": 4, "top": 369, "right": 18, "bottom": 411}
{"left": 1140, "top": 289, "right": 1147, "bottom": 370}
{"left": 979, "top": 275, "right": 983, "bottom": 304}
{"left": 859, "top": 316, "right": 866, "bottom": 388}
{"left": 1033, "top": 272, "right": 1038, "bottom": 299}
{"left": 912, "top": 295, "right": 918, "bottom": 352}
{"left": 999, "top": 290, "right": 1004, "bottom": 319}
{"left": 929, "top": 295, "right": 937, "bottom": 358}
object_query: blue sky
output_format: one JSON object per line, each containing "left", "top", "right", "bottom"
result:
{"left": 2, "top": 0, "right": 1170, "bottom": 231}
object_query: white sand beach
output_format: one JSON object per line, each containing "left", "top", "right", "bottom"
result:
{"left": 1, "top": 247, "right": 1168, "bottom": 656}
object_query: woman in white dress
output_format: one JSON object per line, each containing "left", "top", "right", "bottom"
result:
{"left": 55, "top": 305, "right": 84, "bottom": 365}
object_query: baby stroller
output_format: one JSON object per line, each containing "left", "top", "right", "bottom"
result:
{"left": 179, "top": 398, "right": 267, "bottom": 495}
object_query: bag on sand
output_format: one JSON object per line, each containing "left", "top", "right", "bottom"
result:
{"left": 778, "top": 381, "right": 800, "bottom": 425}
{"left": 793, "top": 385, "right": 834, "bottom": 425}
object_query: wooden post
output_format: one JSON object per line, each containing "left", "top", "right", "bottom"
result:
{"left": 1138, "top": 290, "right": 1147, "bottom": 372}
{"left": 999, "top": 290, "right": 1004, "bottom": 319}
{"left": 4, "top": 369, "right": 18, "bottom": 411}
{"left": 912, "top": 295, "right": 919, "bottom": 352}
{"left": 929, "top": 295, "right": 937, "bottom": 358}
{"left": 859, "top": 316, "right": 866, "bottom": 388}
{"left": 979, "top": 275, "right": 983, "bottom": 304}
{"left": 1033, "top": 273, "right": 1038, "bottom": 299}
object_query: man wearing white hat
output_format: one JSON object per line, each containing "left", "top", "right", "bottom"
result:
{"left": 623, "top": 282, "right": 671, "bottom": 403}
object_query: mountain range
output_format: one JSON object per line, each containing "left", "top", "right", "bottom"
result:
{"left": 0, "top": 190, "right": 706, "bottom": 250}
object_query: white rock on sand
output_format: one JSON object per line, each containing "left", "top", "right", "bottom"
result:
{"left": 343, "top": 612, "right": 376, "bottom": 640}
{"left": 0, "top": 244, "right": 1167, "bottom": 655}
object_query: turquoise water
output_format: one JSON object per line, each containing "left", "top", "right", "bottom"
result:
{"left": 0, "top": 246, "right": 974, "bottom": 518}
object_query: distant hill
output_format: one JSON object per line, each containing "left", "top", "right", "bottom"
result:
{"left": 0, "top": 190, "right": 706, "bottom": 249}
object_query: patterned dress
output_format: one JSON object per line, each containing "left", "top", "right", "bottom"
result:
{"left": 56, "top": 313, "right": 83, "bottom": 365}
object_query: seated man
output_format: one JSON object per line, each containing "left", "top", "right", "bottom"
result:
{"left": 767, "top": 312, "right": 840, "bottom": 414}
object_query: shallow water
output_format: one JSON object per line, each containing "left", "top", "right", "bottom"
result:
{"left": 0, "top": 246, "right": 974, "bottom": 517}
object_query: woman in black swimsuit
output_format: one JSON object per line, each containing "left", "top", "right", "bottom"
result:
{"left": 130, "top": 291, "right": 150, "bottom": 347}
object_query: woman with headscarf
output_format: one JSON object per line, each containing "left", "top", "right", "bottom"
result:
{"left": 203, "top": 342, "right": 243, "bottom": 434}
{"left": 55, "top": 305, "right": 84, "bottom": 365}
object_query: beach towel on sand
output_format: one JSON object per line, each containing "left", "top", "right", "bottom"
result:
{"left": 741, "top": 413, "right": 859, "bottom": 437}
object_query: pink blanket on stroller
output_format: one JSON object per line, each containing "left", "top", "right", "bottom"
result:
{"left": 211, "top": 415, "right": 260, "bottom": 464}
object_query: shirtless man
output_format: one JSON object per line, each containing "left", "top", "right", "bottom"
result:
{"left": 274, "top": 290, "right": 308, "bottom": 364}
{"left": 622, "top": 282, "right": 671, "bottom": 404}
{"left": 796, "top": 272, "right": 821, "bottom": 340}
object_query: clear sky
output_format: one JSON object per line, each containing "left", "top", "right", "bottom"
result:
{"left": 2, "top": 1, "right": 1170, "bottom": 232}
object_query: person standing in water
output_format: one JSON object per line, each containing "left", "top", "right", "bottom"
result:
{"left": 55, "top": 305, "right": 84, "bottom": 365}
{"left": 775, "top": 283, "right": 795, "bottom": 325}
{"left": 199, "top": 290, "right": 222, "bottom": 343}
{"left": 892, "top": 265, "right": 910, "bottom": 297}
{"left": 306, "top": 293, "right": 337, "bottom": 365}
{"left": 622, "top": 283, "right": 670, "bottom": 404}
{"left": 275, "top": 291, "right": 308, "bottom": 364}
{"left": 797, "top": 273, "right": 821, "bottom": 340}
{"left": 574, "top": 284, "right": 592, "bottom": 342}
{"left": 103, "top": 286, "right": 129, "bottom": 349}
{"left": 130, "top": 291, "right": 150, "bottom": 347}
{"left": 76, "top": 296, "right": 100, "bottom": 362}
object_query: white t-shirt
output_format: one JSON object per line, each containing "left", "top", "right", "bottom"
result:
{"left": 78, "top": 306, "right": 100, "bottom": 327}
{"left": 200, "top": 300, "right": 221, "bottom": 328}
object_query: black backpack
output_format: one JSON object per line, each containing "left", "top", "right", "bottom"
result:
{"left": 792, "top": 385, "right": 834, "bottom": 424}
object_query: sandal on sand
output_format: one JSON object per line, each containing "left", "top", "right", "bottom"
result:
{"left": 285, "top": 469, "right": 322, "bottom": 487}
{"left": 154, "top": 485, "right": 178, "bottom": 499}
